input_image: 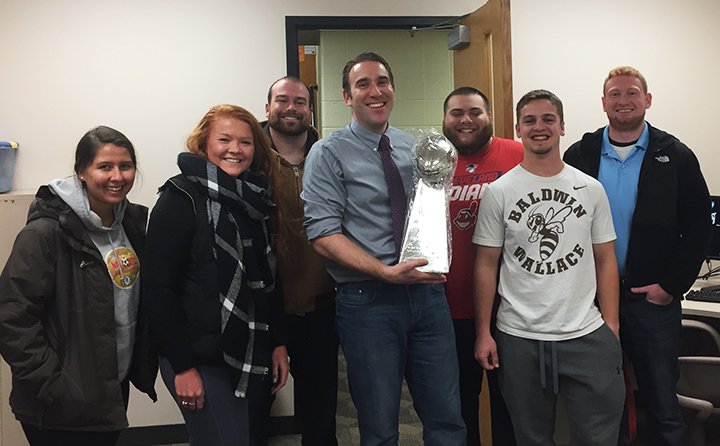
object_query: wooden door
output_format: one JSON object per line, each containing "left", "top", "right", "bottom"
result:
{"left": 298, "top": 45, "right": 320, "bottom": 129}
{"left": 453, "top": 3, "right": 513, "bottom": 444}
{"left": 453, "top": 0, "right": 514, "bottom": 139}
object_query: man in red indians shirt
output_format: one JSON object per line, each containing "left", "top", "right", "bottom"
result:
{"left": 442, "top": 87, "right": 523, "bottom": 446}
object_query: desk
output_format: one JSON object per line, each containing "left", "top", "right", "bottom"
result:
{"left": 682, "top": 299, "right": 720, "bottom": 318}
{"left": 682, "top": 277, "right": 720, "bottom": 318}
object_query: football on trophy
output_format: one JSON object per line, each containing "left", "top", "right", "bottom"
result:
{"left": 413, "top": 134, "right": 457, "bottom": 188}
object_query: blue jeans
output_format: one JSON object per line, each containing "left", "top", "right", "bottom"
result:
{"left": 336, "top": 281, "right": 466, "bottom": 446}
{"left": 619, "top": 296, "right": 687, "bottom": 446}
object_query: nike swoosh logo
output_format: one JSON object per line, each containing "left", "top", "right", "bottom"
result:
{"left": 573, "top": 185, "right": 587, "bottom": 190}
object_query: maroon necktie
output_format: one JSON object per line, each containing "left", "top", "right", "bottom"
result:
{"left": 378, "top": 134, "right": 407, "bottom": 258}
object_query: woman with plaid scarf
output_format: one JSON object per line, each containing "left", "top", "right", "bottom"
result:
{"left": 144, "top": 105, "right": 289, "bottom": 446}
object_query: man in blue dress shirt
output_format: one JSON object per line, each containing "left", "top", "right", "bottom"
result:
{"left": 302, "top": 52, "right": 466, "bottom": 446}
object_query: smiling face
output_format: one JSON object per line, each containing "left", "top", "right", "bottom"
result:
{"left": 205, "top": 116, "right": 255, "bottom": 177}
{"left": 602, "top": 75, "right": 652, "bottom": 134}
{"left": 266, "top": 79, "right": 312, "bottom": 137}
{"left": 443, "top": 94, "right": 493, "bottom": 156}
{"left": 516, "top": 99, "right": 565, "bottom": 158}
{"left": 343, "top": 60, "right": 395, "bottom": 134}
{"left": 79, "top": 143, "right": 136, "bottom": 218}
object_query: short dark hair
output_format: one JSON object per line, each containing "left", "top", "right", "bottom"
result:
{"left": 515, "top": 89, "right": 564, "bottom": 122}
{"left": 443, "top": 86, "right": 491, "bottom": 113}
{"left": 342, "top": 52, "right": 395, "bottom": 97}
{"left": 74, "top": 126, "right": 136, "bottom": 174}
{"left": 266, "top": 76, "right": 311, "bottom": 104}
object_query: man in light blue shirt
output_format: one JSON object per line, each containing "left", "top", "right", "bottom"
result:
{"left": 302, "top": 52, "right": 466, "bottom": 446}
{"left": 597, "top": 123, "right": 648, "bottom": 276}
{"left": 565, "top": 66, "right": 711, "bottom": 446}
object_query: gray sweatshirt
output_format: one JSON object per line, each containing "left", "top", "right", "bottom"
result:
{"left": 49, "top": 176, "right": 139, "bottom": 381}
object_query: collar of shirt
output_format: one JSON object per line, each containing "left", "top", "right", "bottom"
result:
{"left": 601, "top": 121, "right": 650, "bottom": 160}
{"left": 349, "top": 118, "right": 391, "bottom": 151}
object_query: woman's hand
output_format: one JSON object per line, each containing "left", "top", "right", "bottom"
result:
{"left": 271, "top": 346, "right": 289, "bottom": 394}
{"left": 175, "top": 367, "right": 205, "bottom": 411}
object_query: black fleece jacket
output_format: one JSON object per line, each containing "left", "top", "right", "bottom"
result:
{"left": 564, "top": 123, "right": 711, "bottom": 298}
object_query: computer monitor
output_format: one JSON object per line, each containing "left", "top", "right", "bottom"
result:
{"left": 708, "top": 195, "right": 720, "bottom": 260}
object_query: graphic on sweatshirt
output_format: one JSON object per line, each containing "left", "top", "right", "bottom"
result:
{"left": 106, "top": 246, "right": 140, "bottom": 288}
{"left": 507, "top": 188, "right": 589, "bottom": 276}
{"left": 526, "top": 205, "right": 572, "bottom": 260}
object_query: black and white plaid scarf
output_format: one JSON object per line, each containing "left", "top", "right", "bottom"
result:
{"left": 178, "top": 153, "right": 276, "bottom": 398}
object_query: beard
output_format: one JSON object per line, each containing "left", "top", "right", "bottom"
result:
{"left": 607, "top": 113, "right": 645, "bottom": 134}
{"left": 443, "top": 122, "right": 494, "bottom": 156}
{"left": 268, "top": 113, "right": 310, "bottom": 137}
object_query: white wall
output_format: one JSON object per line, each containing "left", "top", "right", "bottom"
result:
{"left": 0, "top": 0, "right": 479, "bottom": 207}
{"left": 3, "top": 0, "right": 717, "bottom": 200}
{"left": 0, "top": 1, "right": 715, "bottom": 291}
{"left": 511, "top": 0, "right": 720, "bottom": 194}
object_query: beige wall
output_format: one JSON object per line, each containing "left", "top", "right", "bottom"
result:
{"left": 0, "top": 194, "right": 34, "bottom": 446}
{"left": 318, "top": 29, "right": 453, "bottom": 137}
{"left": 0, "top": 0, "right": 478, "bottom": 207}
{"left": 4, "top": 0, "right": 717, "bottom": 198}
{"left": 2, "top": 0, "right": 717, "bottom": 198}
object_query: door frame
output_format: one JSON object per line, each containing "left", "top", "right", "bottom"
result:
{"left": 285, "top": 16, "right": 458, "bottom": 77}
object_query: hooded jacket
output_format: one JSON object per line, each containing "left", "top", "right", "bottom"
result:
{"left": 563, "top": 123, "right": 712, "bottom": 298}
{"left": 0, "top": 184, "right": 157, "bottom": 431}
{"left": 49, "top": 176, "right": 141, "bottom": 381}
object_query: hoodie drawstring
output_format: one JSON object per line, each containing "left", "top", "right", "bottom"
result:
{"left": 538, "top": 340, "right": 559, "bottom": 394}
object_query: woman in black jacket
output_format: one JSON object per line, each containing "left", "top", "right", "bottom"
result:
{"left": 144, "top": 105, "right": 288, "bottom": 446}
{"left": 0, "top": 126, "right": 157, "bottom": 446}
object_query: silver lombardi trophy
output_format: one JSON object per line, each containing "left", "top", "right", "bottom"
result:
{"left": 399, "top": 131, "right": 458, "bottom": 273}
